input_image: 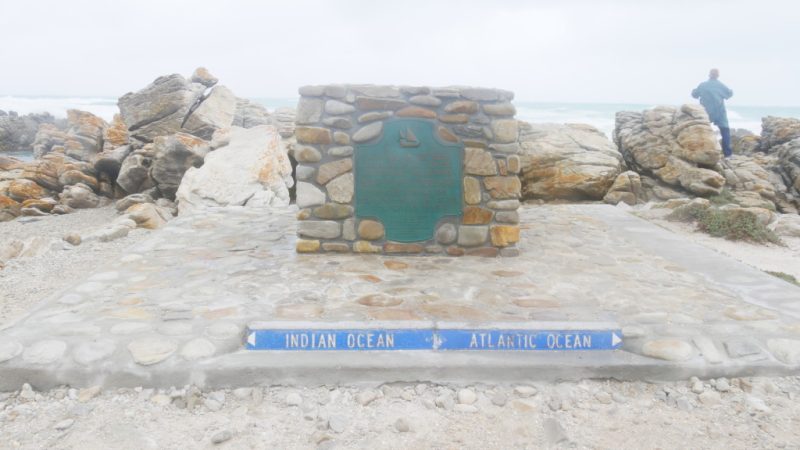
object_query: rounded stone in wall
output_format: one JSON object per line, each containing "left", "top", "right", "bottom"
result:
{"left": 358, "top": 220, "right": 385, "bottom": 240}
{"left": 435, "top": 223, "right": 457, "bottom": 245}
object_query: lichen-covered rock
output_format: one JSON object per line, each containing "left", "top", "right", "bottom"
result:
{"left": 760, "top": 116, "right": 800, "bottom": 152}
{"left": 7, "top": 179, "right": 50, "bottom": 202}
{"left": 190, "top": 67, "right": 218, "bottom": 87}
{"left": 0, "top": 110, "right": 56, "bottom": 153}
{"left": 774, "top": 138, "right": 800, "bottom": 207}
{"left": 21, "top": 152, "right": 98, "bottom": 193}
{"left": 176, "top": 125, "right": 292, "bottom": 214}
{"left": 93, "top": 145, "right": 132, "bottom": 179}
{"left": 614, "top": 105, "right": 725, "bottom": 196}
{"left": 149, "top": 133, "right": 209, "bottom": 200}
{"left": 126, "top": 202, "right": 173, "bottom": 229}
{"left": 603, "top": 171, "right": 645, "bottom": 205}
{"left": 730, "top": 128, "right": 761, "bottom": 155}
{"left": 118, "top": 74, "right": 206, "bottom": 143}
{"left": 102, "top": 114, "right": 129, "bottom": 151}
{"left": 0, "top": 194, "right": 21, "bottom": 222}
{"left": 518, "top": 122, "right": 623, "bottom": 200}
{"left": 719, "top": 154, "right": 784, "bottom": 210}
{"left": 30, "top": 110, "right": 106, "bottom": 162}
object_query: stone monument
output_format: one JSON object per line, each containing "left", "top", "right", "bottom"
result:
{"left": 294, "top": 85, "right": 521, "bottom": 256}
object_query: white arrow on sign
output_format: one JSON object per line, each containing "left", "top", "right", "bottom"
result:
{"left": 611, "top": 333, "right": 622, "bottom": 347}
{"left": 247, "top": 332, "right": 256, "bottom": 346}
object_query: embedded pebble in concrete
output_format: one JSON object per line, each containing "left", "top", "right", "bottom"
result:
{"left": 128, "top": 337, "right": 178, "bottom": 365}
{"left": 206, "top": 323, "right": 241, "bottom": 339}
{"left": 180, "top": 338, "right": 216, "bottom": 361}
{"left": 158, "top": 322, "right": 194, "bottom": 336}
{"left": 73, "top": 339, "right": 116, "bottom": 365}
{"left": 0, "top": 340, "right": 24, "bottom": 363}
{"left": 640, "top": 339, "right": 694, "bottom": 362}
{"left": 110, "top": 322, "right": 152, "bottom": 335}
{"left": 22, "top": 340, "right": 67, "bottom": 364}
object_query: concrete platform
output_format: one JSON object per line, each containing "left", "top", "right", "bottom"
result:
{"left": 1, "top": 204, "right": 800, "bottom": 389}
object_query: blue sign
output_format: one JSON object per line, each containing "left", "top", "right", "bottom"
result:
{"left": 246, "top": 329, "right": 435, "bottom": 351}
{"left": 435, "top": 329, "right": 622, "bottom": 351}
{"left": 246, "top": 328, "right": 622, "bottom": 351}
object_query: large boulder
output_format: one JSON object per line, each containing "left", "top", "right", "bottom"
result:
{"left": 21, "top": 152, "right": 98, "bottom": 193}
{"left": 775, "top": 138, "right": 800, "bottom": 204}
{"left": 0, "top": 110, "right": 56, "bottom": 153}
{"left": 102, "top": 114, "right": 129, "bottom": 151}
{"left": 149, "top": 133, "right": 209, "bottom": 200}
{"left": 176, "top": 125, "right": 293, "bottom": 214}
{"left": 614, "top": 104, "right": 726, "bottom": 196}
{"left": 31, "top": 110, "right": 106, "bottom": 161}
{"left": 730, "top": 128, "right": 761, "bottom": 155}
{"left": 760, "top": 116, "right": 800, "bottom": 152}
{"left": 0, "top": 195, "right": 21, "bottom": 222}
{"left": 182, "top": 85, "right": 237, "bottom": 140}
{"left": 603, "top": 171, "right": 645, "bottom": 205}
{"left": 59, "top": 183, "right": 100, "bottom": 209}
{"left": 116, "top": 144, "right": 155, "bottom": 194}
{"left": 518, "top": 122, "right": 623, "bottom": 200}
{"left": 118, "top": 73, "right": 206, "bottom": 143}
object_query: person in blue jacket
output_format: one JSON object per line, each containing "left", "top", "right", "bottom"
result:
{"left": 692, "top": 68, "right": 734, "bottom": 158}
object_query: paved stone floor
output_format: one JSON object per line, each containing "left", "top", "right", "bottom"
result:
{"left": 1, "top": 204, "right": 800, "bottom": 388}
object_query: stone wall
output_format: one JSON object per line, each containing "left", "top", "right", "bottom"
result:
{"left": 294, "top": 85, "right": 521, "bottom": 257}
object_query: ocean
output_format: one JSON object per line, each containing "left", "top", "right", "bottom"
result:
{"left": 3, "top": 95, "right": 800, "bottom": 161}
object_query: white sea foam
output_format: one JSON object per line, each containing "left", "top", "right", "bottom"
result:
{"left": 0, "top": 96, "right": 118, "bottom": 121}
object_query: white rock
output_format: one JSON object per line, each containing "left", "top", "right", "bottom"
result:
{"left": 715, "top": 378, "right": 731, "bottom": 392}
{"left": 180, "top": 338, "right": 216, "bottom": 361}
{"left": 394, "top": 418, "right": 410, "bottom": 432}
{"left": 453, "top": 404, "right": 478, "bottom": 413}
{"left": 698, "top": 391, "right": 721, "bottom": 406}
{"left": 233, "top": 388, "right": 252, "bottom": 400}
{"left": 641, "top": 339, "right": 693, "bottom": 361}
{"left": 286, "top": 392, "right": 303, "bottom": 406}
{"left": 296, "top": 182, "right": 326, "bottom": 208}
{"left": 514, "top": 385, "right": 538, "bottom": 397}
{"left": 127, "top": 337, "right": 177, "bottom": 365}
{"left": 457, "top": 388, "right": 477, "bottom": 405}
{"left": 595, "top": 391, "right": 613, "bottom": 404}
{"left": 356, "top": 390, "right": 378, "bottom": 406}
{"left": 22, "top": 340, "right": 67, "bottom": 364}
{"left": 768, "top": 339, "right": 800, "bottom": 364}
{"left": 328, "top": 414, "right": 348, "bottom": 433}
{"left": 73, "top": 339, "right": 116, "bottom": 365}
{"left": 176, "top": 126, "right": 293, "bottom": 214}
{"left": 54, "top": 419, "right": 75, "bottom": 430}
{"left": 0, "top": 340, "right": 23, "bottom": 363}
{"left": 211, "top": 429, "right": 233, "bottom": 444}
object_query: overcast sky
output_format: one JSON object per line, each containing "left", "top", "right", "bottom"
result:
{"left": 2, "top": 0, "right": 798, "bottom": 106}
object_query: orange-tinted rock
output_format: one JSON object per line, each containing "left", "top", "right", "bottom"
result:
{"left": 467, "top": 247, "right": 500, "bottom": 257}
{"left": 396, "top": 106, "right": 437, "bottom": 119}
{"left": 444, "top": 101, "right": 478, "bottom": 114}
{"left": 103, "top": 114, "right": 129, "bottom": 150}
{"left": 296, "top": 239, "right": 321, "bottom": 253}
{"left": 439, "top": 114, "right": 469, "bottom": 124}
{"left": 384, "top": 242, "right": 424, "bottom": 253}
{"left": 464, "top": 148, "right": 497, "bottom": 176}
{"left": 0, "top": 195, "right": 21, "bottom": 221}
{"left": 7, "top": 179, "right": 49, "bottom": 201}
{"left": 357, "top": 294, "right": 403, "bottom": 307}
{"left": 462, "top": 206, "right": 494, "bottom": 224}
{"left": 490, "top": 225, "right": 520, "bottom": 247}
{"left": 59, "top": 170, "right": 99, "bottom": 191}
{"left": 384, "top": 260, "right": 409, "bottom": 270}
{"left": 463, "top": 176, "right": 481, "bottom": 204}
{"left": 322, "top": 242, "right": 350, "bottom": 252}
{"left": 354, "top": 240, "right": 382, "bottom": 253}
{"left": 317, "top": 159, "right": 353, "bottom": 185}
{"left": 446, "top": 246, "right": 465, "bottom": 256}
{"left": 21, "top": 198, "right": 56, "bottom": 212}
{"left": 437, "top": 126, "right": 458, "bottom": 143}
{"left": 484, "top": 176, "right": 521, "bottom": 199}
{"left": 295, "top": 126, "right": 332, "bottom": 145}
{"left": 358, "top": 219, "right": 385, "bottom": 240}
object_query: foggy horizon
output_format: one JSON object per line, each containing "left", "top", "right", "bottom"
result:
{"left": 2, "top": 0, "right": 800, "bottom": 107}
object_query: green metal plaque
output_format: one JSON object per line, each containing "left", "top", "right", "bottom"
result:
{"left": 355, "top": 118, "right": 463, "bottom": 242}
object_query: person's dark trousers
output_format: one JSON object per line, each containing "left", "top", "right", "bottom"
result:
{"left": 719, "top": 126, "right": 732, "bottom": 157}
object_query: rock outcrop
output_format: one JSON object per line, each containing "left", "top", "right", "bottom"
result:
{"left": 518, "top": 122, "right": 623, "bottom": 200}
{"left": 730, "top": 128, "right": 761, "bottom": 155}
{"left": 118, "top": 74, "right": 206, "bottom": 143}
{"left": 149, "top": 133, "right": 209, "bottom": 200}
{"left": 32, "top": 110, "right": 106, "bottom": 161}
{"left": 774, "top": 138, "right": 800, "bottom": 207}
{"left": 603, "top": 171, "right": 645, "bottom": 205}
{"left": 614, "top": 105, "right": 726, "bottom": 197}
{"left": 176, "top": 126, "right": 293, "bottom": 214}
{"left": 0, "top": 110, "right": 56, "bottom": 153}
{"left": 760, "top": 116, "right": 800, "bottom": 152}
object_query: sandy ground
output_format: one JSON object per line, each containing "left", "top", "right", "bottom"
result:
{"left": 0, "top": 207, "right": 150, "bottom": 328}
{"left": 640, "top": 212, "right": 800, "bottom": 282}
{"left": 2, "top": 206, "right": 800, "bottom": 449}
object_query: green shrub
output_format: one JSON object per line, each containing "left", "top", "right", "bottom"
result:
{"left": 767, "top": 271, "right": 800, "bottom": 286}
{"left": 708, "top": 188, "right": 738, "bottom": 207}
{"left": 667, "top": 204, "right": 782, "bottom": 245}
